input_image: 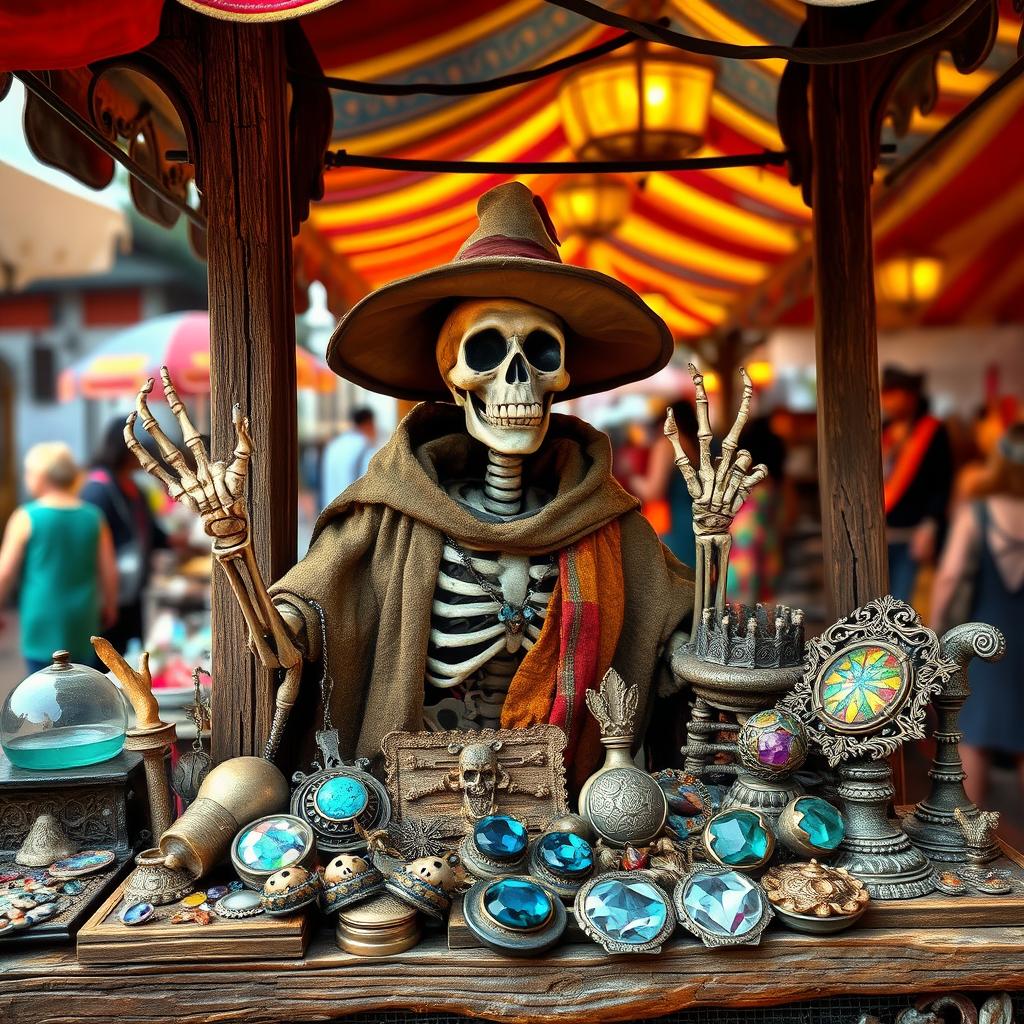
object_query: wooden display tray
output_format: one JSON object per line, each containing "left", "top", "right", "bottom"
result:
{"left": 76, "top": 878, "right": 312, "bottom": 964}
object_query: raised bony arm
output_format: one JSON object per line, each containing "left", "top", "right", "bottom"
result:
{"left": 664, "top": 364, "right": 768, "bottom": 629}
{"left": 125, "top": 367, "right": 303, "bottom": 758}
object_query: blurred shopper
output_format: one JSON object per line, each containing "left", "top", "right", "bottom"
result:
{"left": 881, "top": 367, "right": 953, "bottom": 603}
{"left": 931, "top": 424, "right": 1024, "bottom": 803}
{"left": 0, "top": 443, "right": 117, "bottom": 671}
{"left": 727, "top": 416, "right": 786, "bottom": 606}
{"left": 82, "top": 417, "right": 168, "bottom": 655}
{"left": 628, "top": 402, "right": 698, "bottom": 567}
{"left": 320, "top": 407, "right": 377, "bottom": 508}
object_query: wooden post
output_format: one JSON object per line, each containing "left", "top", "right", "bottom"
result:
{"left": 808, "top": 14, "right": 888, "bottom": 623}
{"left": 196, "top": 19, "right": 298, "bottom": 762}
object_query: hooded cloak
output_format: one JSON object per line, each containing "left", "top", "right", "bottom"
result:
{"left": 270, "top": 403, "right": 693, "bottom": 777}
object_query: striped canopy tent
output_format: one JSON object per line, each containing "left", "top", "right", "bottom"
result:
{"left": 292, "top": 0, "right": 1024, "bottom": 345}
{"left": 59, "top": 310, "right": 335, "bottom": 399}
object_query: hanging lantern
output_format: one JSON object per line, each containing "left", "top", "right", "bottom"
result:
{"left": 550, "top": 175, "right": 634, "bottom": 238}
{"left": 876, "top": 255, "right": 944, "bottom": 307}
{"left": 559, "top": 43, "right": 717, "bottom": 162}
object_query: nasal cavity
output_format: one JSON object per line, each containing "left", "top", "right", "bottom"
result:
{"left": 506, "top": 353, "right": 529, "bottom": 384}
{"left": 503, "top": 352, "right": 528, "bottom": 385}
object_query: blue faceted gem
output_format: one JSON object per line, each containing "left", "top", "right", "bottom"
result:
{"left": 483, "top": 878, "right": 553, "bottom": 930}
{"left": 537, "top": 831, "right": 594, "bottom": 876}
{"left": 583, "top": 878, "right": 668, "bottom": 944}
{"left": 315, "top": 776, "right": 369, "bottom": 821}
{"left": 682, "top": 870, "right": 762, "bottom": 937}
{"left": 795, "top": 797, "right": 845, "bottom": 850}
{"left": 707, "top": 809, "right": 769, "bottom": 867}
{"left": 474, "top": 815, "right": 528, "bottom": 859}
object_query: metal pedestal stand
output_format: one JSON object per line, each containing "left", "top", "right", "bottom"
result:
{"left": 831, "top": 758, "right": 935, "bottom": 900}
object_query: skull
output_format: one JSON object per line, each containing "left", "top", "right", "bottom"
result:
{"left": 406, "top": 854, "right": 458, "bottom": 892}
{"left": 324, "top": 854, "right": 370, "bottom": 884}
{"left": 438, "top": 299, "right": 570, "bottom": 455}
{"left": 453, "top": 740, "right": 503, "bottom": 820}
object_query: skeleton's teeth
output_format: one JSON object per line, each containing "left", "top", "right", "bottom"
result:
{"left": 482, "top": 402, "right": 543, "bottom": 427}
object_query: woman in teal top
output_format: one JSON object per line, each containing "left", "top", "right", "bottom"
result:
{"left": 0, "top": 443, "right": 117, "bottom": 672}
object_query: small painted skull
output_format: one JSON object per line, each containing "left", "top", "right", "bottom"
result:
{"left": 406, "top": 855, "right": 458, "bottom": 893}
{"left": 324, "top": 854, "right": 371, "bottom": 885}
{"left": 262, "top": 865, "right": 312, "bottom": 895}
{"left": 456, "top": 740, "right": 502, "bottom": 820}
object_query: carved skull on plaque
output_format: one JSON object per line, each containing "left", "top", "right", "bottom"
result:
{"left": 452, "top": 739, "right": 506, "bottom": 820}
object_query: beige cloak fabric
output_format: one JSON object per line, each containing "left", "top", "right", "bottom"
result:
{"left": 270, "top": 403, "right": 693, "bottom": 767}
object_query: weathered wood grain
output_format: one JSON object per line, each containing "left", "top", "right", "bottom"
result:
{"left": 3, "top": 926, "right": 1024, "bottom": 1024}
{"left": 192, "top": 16, "right": 299, "bottom": 762}
{"left": 808, "top": 14, "right": 890, "bottom": 625}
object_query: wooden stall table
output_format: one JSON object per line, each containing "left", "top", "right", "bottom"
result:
{"left": 2, "top": 924, "right": 1023, "bottom": 1024}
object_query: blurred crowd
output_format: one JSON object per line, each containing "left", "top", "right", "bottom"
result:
{"left": 1, "top": 370, "right": 1021, "bottom": 805}
{"left": 608, "top": 366, "right": 1023, "bottom": 805}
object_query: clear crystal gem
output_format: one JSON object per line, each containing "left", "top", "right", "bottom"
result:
{"left": 683, "top": 871, "right": 763, "bottom": 937}
{"left": 583, "top": 878, "right": 668, "bottom": 944}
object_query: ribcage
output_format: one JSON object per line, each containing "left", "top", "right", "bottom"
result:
{"left": 426, "top": 542, "right": 558, "bottom": 689}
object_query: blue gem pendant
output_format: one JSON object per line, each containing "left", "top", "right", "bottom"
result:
{"left": 498, "top": 604, "right": 535, "bottom": 636}
{"left": 527, "top": 830, "right": 595, "bottom": 900}
{"left": 291, "top": 730, "right": 391, "bottom": 854}
{"left": 463, "top": 875, "right": 567, "bottom": 957}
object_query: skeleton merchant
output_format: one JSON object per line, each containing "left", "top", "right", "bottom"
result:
{"left": 128, "top": 183, "right": 696, "bottom": 786}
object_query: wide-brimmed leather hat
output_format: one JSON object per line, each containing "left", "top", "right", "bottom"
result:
{"left": 326, "top": 181, "right": 673, "bottom": 402}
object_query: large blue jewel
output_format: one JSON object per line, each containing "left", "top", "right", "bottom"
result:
{"left": 537, "top": 832, "right": 593, "bottom": 876}
{"left": 583, "top": 878, "right": 668, "bottom": 944}
{"left": 474, "top": 815, "right": 528, "bottom": 859}
{"left": 483, "top": 878, "right": 552, "bottom": 930}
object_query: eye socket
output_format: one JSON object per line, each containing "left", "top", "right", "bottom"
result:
{"left": 523, "top": 330, "right": 562, "bottom": 372}
{"left": 463, "top": 328, "right": 508, "bottom": 372}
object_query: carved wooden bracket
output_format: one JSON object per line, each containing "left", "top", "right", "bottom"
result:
{"left": 779, "top": 0, "right": 1002, "bottom": 206}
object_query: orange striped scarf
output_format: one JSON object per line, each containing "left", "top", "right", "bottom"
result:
{"left": 500, "top": 520, "right": 624, "bottom": 789}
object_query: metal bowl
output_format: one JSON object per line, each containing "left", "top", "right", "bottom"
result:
{"left": 771, "top": 901, "right": 867, "bottom": 934}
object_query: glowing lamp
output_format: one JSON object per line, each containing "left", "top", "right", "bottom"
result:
{"left": 550, "top": 174, "right": 634, "bottom": 238}
{"left": 746, "top": 360, "right": 774, "bottom": 388}
{"left": 876, "top": 255, "right": 944, "bottom": 307}
{"left": 559, "top": 45, "right": 717, "bottom": 162}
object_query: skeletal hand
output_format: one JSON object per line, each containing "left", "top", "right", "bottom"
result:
{"left": 665, "top": 364, "right": 768, "bottom": 538}
{"left": 125, "top": 367, "right": 252, "bottom": 555}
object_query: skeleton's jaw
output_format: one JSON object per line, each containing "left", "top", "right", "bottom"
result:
{"left": 456, "top": 389, "right": 554, "bottom": 456}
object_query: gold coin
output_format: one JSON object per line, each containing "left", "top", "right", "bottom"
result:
{"left": 181, "top": 892, "right": 208, "bottom": 907}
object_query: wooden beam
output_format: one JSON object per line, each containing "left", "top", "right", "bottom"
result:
{"left": 808, "top": 12, "right": 889, "bottom": 623}
{"left": 193, "top": 18, "right": 298, "bottom": 762}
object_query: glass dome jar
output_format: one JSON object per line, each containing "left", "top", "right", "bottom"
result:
{"left": 1, "top": 651, "right": 128, "bottom": 770}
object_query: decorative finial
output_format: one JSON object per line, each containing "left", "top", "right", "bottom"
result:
{"left": 585, "top": 668, "right": 639, "bottom": 740}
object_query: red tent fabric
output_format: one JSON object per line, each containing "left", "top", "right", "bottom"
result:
{"left": 0, "top": 0, "right": 164, "bottom": 72}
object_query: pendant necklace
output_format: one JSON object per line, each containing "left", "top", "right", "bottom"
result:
{"left": 289, "top": 599, "right": 391, "bottom": 853}
{"left": 445, "top": 536, "right": 555, "bottom": 637}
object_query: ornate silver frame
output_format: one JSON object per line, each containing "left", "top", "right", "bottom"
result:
{"left": 673, "top": 866, "right": 773, "bottom": 948}
{"left": 573, "top": 870, "right": 676, "bottom": 955}
{"left": 781, "top": 596, "right": 954, "bottom": 766}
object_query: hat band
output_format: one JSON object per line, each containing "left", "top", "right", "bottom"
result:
{"left": 458, "top": 235, "right": 561, "bottom": 264}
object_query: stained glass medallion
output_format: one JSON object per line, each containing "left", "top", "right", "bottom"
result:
{"left": 816, "top": 642, "right": 909, "bottom": 732}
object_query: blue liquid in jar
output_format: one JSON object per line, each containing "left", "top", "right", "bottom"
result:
{"left": 3, "top": 725, "right": 125, "bottom": 769}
